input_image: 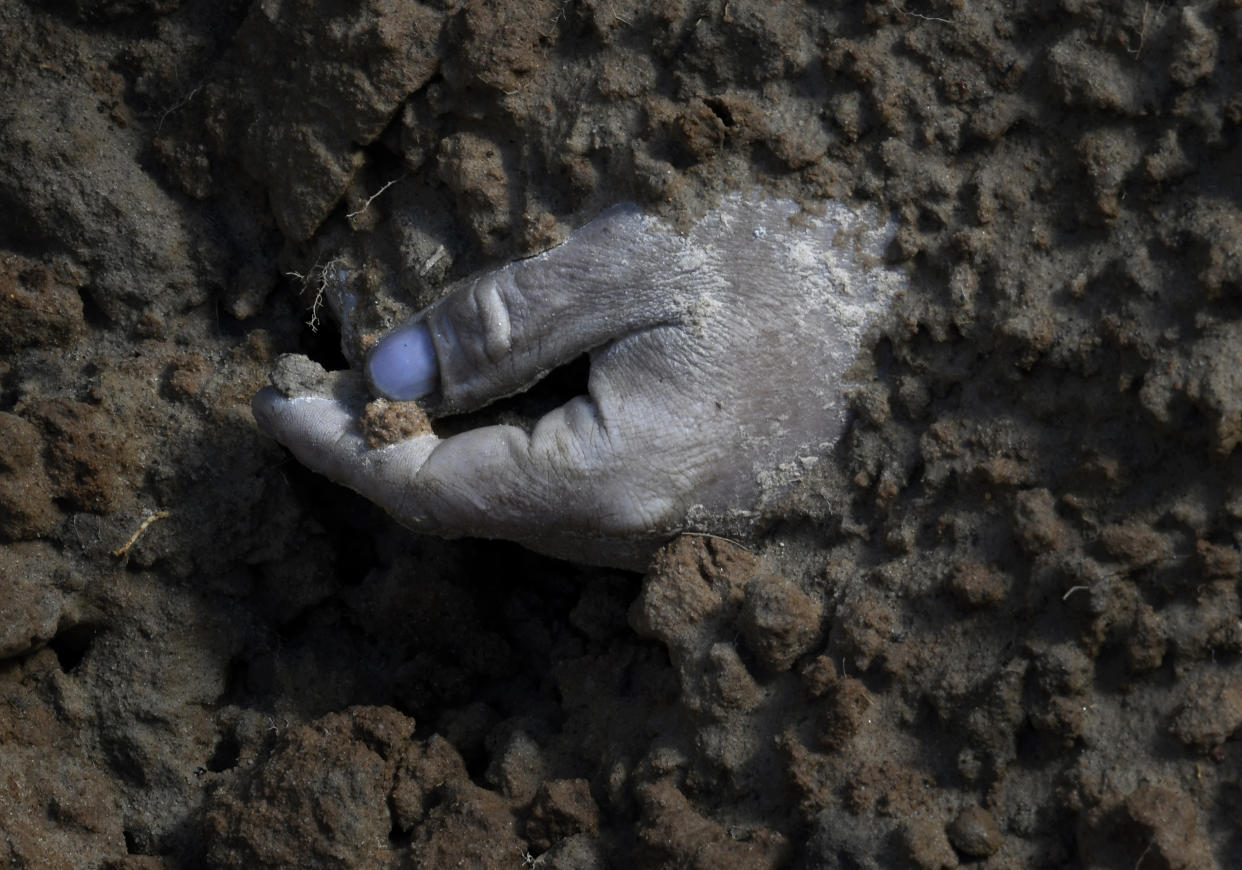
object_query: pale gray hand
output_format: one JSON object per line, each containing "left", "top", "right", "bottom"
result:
{"left": 251, "top": 193, "right": 905, "bottom": 569}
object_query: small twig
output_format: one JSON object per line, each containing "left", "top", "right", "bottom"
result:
{"left": 1128, "top": 2, "right": 1150, "bottom": 58}
{"left": 678, "top": 531, "right": 753, "bottom": 551}
{"left": 155, "top": 84, "right": 203, "bottom": 134}
{"left": 112, "top": 511, "right": 170, "bottom": 561}
{"left": 420, "top": 245, "right": 449, "bottom": 276}
{"left": 893, "top": 2, "right": 951, "bottom": 24}
{"left": 1128, "top": 1, "right": 1165, "bottom": 60}
{"left": 346, "top": 176, "right": 403, "bottom": 221}
{"left": 1062, "top": 585, "right": 1089, "bottom": 601}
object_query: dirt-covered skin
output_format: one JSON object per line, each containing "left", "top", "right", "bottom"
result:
{"left": 1, "top": 0, "right": 1239, "bottom": 867}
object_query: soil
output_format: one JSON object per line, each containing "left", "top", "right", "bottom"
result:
{"left": 1, "top": 0, "right": 1240, "bottom": 867}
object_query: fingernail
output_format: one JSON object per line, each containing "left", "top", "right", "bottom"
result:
{"left": 366, "top": 321, "right": 439, "bottom": 400}
{"left": 250, "top": 386, "right": 282, "bottom": 436}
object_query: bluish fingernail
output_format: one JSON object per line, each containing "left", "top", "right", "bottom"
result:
{"left": 366, "top": 321, "right": 439, "bottom": 400}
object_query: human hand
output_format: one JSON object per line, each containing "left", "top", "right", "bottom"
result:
{"left": 252, "top": 193, "right": 906, "bottom": 569}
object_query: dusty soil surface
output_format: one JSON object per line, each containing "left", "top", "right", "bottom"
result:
{"left": 2, "top": 0, "right": 1240, "bottom": 867}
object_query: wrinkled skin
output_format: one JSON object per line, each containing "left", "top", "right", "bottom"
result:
{"left": 252, "top": 194, "right": 906, "bottom": 569}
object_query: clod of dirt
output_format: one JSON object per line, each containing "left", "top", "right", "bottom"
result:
{"left": 1196, "top": 539, "right": 1241, "bottom": 580}
{"left": 899, "top": 817, "right": 957, "bottom": 870}
{"left": 0, "top": 254, "right": 86, "bottom": 352}
{"left": 1045, "top": 33, "right": 1142, "bottom": 114}
{"left": 204, "top": 707, "right": 414, "bottom": 868}
{"left": 946, "top": 806, "right": 1003, "bottom": 858}
{"left": 829, "top": 588, "right": 899, "bottom": 673}
{"left": 739, "top": 572, "right": 823, "bottom": 672}
{"left": 700, "top": 641, "right": 763, "bottom": 714}
{"left": 204, "top": 0, "right": 445, "bottom": 241}
{"left": 635, "top": 778, "right": 787, "bottom": 869}
{"left": 523, "top": 778, "right": 601, "bottom": 853}
{"left": 530, "top": 834, "right": 607, "bottom": 870}
{"left": 0, "top": 413, "right": 61, "bottom": 540}
{"left": 204, "top": 706, "right": 525, "bottom": 869}
{"left": 0, "top": 544, "right": 73, "bottom": 660}
{"left": 1169, "top": 671, "right": 1242, "bottom": 752}
{"left": 631, "top": 536, "right": 756, "bottom": 648}
{"left": 444, "top": 0, "right": 558, "bottom": 93}
{"left": 0, "top": 648, "right": 126, "bottom": 865}
{"left": 164, "top": 354, "right": 214, "bottom": 402}
{"left": 631, "top": 536, "right": 761, "bottom": 716}
{"left": 1140, "top": 322, "right": 1242, "bottom": 457}
{"left": 1078, "top": 784, "right": 1215, "bottom": 870}
{"left": 407, "top": 780, "right": 525, "bottom": 870}
{"left": 1076, "top": 128, "right": 1142, "bottom": 220}
{"left": 798, "top": 654, "right": 838, "bottom": 698}
{"left": 436, "top": 132, "right": 523, "bottom": 256}
{"left": 947, "top": 561, "right": 1010, "bottom": 610}
{"left": 816, "top": 676, "right": 873, "bottom": 752}
{"left": 1011, "top": 488, "right": 1074, "bottom": 555}
{"left": 1125, "top": 603, "right": 1168, "bottom": 672}
{"left": 1169, "top": 7, "right": 1219, "bottom": 88}
{"left": 1099, "top": 521, "right": 1175, "bottom": 570}
{"left": 25, "top": 399, "right": 136, "bottom": 515}
{"left": 485, "top": 724, "right": 550, "bottom": 803}
{"left": 360, "top": 398, "right": 433, "bottom": 448}
{"left": 390, "top": 735, "right": 470, "bottom": 832}
{"left": 0, "top": 61, "right": 205, "bottom": 333}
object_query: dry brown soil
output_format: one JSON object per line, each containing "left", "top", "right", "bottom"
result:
{"left": 1, "top": 0, "right": 1240, "bottom": 867}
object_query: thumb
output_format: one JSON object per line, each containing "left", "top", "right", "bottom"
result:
{"left": 365, "top": 203, "right": 716, "bottom": 412}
